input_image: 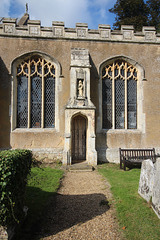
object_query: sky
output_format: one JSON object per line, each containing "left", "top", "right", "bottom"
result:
{"left": 0, "top": 0, "right": 117, "bottom": 29}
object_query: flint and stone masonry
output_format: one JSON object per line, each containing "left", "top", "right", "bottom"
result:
{"left": 0, "top": 13, "right": 160, "bottom": 165}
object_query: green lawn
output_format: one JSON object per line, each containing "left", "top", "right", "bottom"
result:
{"left": 98, "top": 163, "right": 160, "bottom": 240}
{"left": 14, "top": 166, "right": 63, "bottom": 239}
{"left": 25, "top": 167, "right": 63, "bottom": 218}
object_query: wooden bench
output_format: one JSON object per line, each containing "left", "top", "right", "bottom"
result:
{"left": 119, "top": 148, "right": 156, "bottom": 170}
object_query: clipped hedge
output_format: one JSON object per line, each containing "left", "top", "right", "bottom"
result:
{"left": 0, "top": 149, "right": 32, "bottom": 226}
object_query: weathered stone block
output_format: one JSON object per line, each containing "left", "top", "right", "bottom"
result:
{"left": 52, "top": 21, "right": 64, "bottom": 37}
{"left": 138, "top": 159, "right": 155, "bottom": 202}
{"left": 98, "top": 24, "right": 111, "bottom": 39}
{"left": 152, "top": 158, "right": 160, "bottom": 219}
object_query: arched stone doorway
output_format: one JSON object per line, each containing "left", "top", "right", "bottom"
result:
{"left": 63, "top": 48, "right": 97, "bottom": 166}
{"left": 71, "top": 115, "right": 87, "bottom": 164}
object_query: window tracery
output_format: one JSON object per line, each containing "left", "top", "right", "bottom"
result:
{"left": 102, "top": 60, "right": 138, "bottom": 129}
{"left": 17, "top": 56, "right": 55, "bottom": 128}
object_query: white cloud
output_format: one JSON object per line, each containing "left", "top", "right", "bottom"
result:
{"left": 92, "top": 0, "right": 113, "bottom": 7}
{"left": 90, "top": 0, "right": 116, "bottom": 20}
{"left": 99, "top": 8, "right": 107, "bottom": 19}
{"left": 14, "top": 0, "right": 92, "bottom": 27}
{"left": 0, "top": 0, "right": 10, "bottom": 17}
{"left": 0, "top": 0, "right": 116, "bottom": 28}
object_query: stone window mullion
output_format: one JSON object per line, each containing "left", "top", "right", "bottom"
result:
{"left": 112, "top": 62, "right": 115, "bottom": 129}
{"left": 102, "top": 59, "right": 138, "bottom": 130}
{"left": 41, "top": 59, "right": 45, "bottom": 128}
{"left": 16, "top": 55, "right": 56, "bottom": 129}
{"left": 28, "top": 59, "right": 31, "bottom": 128}
{"left": 125, "top": 62, "right": 128, "bottom": 129}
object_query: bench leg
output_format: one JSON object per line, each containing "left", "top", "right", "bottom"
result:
{"left": 123, "top": 160, "right": 126, "bottom": 171}
{"left": 120, "top": 159, "right": 123, "bottom": 169}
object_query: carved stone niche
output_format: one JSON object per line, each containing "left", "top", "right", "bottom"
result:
{"left": 63, "top": 48, "right": 97, "bottom": 166}
{"left": 77, "top": 69, "right": 85, "bottom": 99}
{"left": 69, "top": 48, "right": 93, "bottom": 108}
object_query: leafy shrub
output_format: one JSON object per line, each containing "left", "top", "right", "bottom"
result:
{"left": 0, "top": 149, "right": 32, "bottom": 226}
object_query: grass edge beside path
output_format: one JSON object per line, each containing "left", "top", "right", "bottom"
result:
{"left": 98, "top": 163, "right": 160, "bottom": 240}
{"left": 14, "top": 166, "right": 64, "bottom": 240}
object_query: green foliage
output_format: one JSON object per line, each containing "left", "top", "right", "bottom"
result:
{"left": 109, "top": 0, "right": 148, "bottom": 31}
{"left": 109, "top": 0, "right": 160, "bottom": 31}
{"left": 0, "top": 149, "right": 32, "bottom": 226}
{"left": 98, "top": 164, "right": 160, "bottom": 240}
{"left": 146, "top": 0, "right": 160, "bottom": 31}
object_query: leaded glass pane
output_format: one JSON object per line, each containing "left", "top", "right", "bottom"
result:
{"left": 121, "top": 68, "right": 124, "bottom": 77}
{"left": 127, "top": 79, "right": 137, "bottom": 129}
{"left": 31, "top": 76, "right": 42, "bottom": 128}
{"left": 133, "top": 70, "right": 137, "bottom": 78}
{"left": 115, "top": 78, "right": 125, "bottom": 129}
{"left": 16, "top": 56, "right": 56, "bottom": 129}
{"left": 30, "top": 62, "right": 35, "bottom": 74}
{"left": 17, "top": 76, "right": 28, "bottom": 128}
{"left": 102, "top": 78, "right": 112, "bottom": 129}
{"left": 102, "top": 60, "right": 138, "bottom": 130}
{"left": 115, "top": 66, "right": 118, "bottom": 77}
{"left": 51, "top": 66, "right": 55, "bottom": 75}
{"left": 24, "top": 64, "right": 28, "bottom": 74}
{"left": 17, "top": 65, "right": 22, "bottom": 74}
{"left": 44, "top": 65, "right": 49, "bottom": 75}
{"left": 37, "top": 63, "right": 42, "bottom": 74}
{"left": 44, "top": 76, "right": 55, "bottom": 128}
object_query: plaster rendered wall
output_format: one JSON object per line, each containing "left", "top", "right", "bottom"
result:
{"left": 0, "top": 33, "right": 160, "bottom": 162}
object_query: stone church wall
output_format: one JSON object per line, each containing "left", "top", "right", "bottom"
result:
{"left": 0, "top": 17, "right": 160, "bottom": 163}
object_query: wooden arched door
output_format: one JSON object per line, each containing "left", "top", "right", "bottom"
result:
{"left": 71, "top": 115, "right": 87, "bottom": 163}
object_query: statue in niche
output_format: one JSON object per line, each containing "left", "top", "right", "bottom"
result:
{"left": 78, "top": 79, "right": 84, "bottom": 97}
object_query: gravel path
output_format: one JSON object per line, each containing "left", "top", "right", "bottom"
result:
{"left": 38, "top": 170, "right": 124, "bottom": 240}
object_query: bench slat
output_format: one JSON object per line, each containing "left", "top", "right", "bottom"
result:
{"left": 119, "top": 148, "right": 156, "bottom": 170}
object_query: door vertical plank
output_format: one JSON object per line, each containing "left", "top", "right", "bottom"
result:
{"left": 72, "top": 115, "right": 86, "bottom": 163}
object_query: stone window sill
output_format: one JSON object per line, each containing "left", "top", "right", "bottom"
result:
{"left": 12, "top": 128, "right": 57, "bottom": 133}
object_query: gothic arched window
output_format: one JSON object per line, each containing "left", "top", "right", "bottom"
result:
{"left": 102, "top": 60, "right": 138, "bottom": 129}
{"left": 16, "top": 55, "right": 55, "bottom": 128}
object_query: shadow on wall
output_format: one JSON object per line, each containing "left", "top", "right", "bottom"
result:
{"left": 0, "top": 57, "right": 11, "bottom": 149}
{"left": 96, "top": 131, "right": 110, "bottom": 164}
{"left": 90, "top": 56, "right": 99, "bottom": 109}
{"left": 90, "top": 56, "right": 109, "bottom": 163}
